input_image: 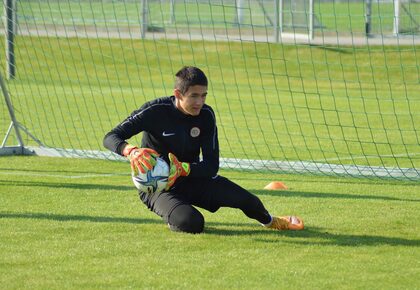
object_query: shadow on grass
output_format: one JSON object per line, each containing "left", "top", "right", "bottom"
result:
{"left": 3, "top": 178, "right": 417, "bottom": 202}
{"left": 0, "top": 211, "right": 161, "bottom": 225}
{"left": 205, "top": 222, "right": 420, "bottom": 247}
{"left": 2, "top": 212, "right": 418, "bottom": 247}
{"left": 254, "top": 227, "right": 420, "bottom": 247}
{"left": 252, "top": 189, "right": 420, "bottom": 202}
{"left": 0, "top": 179, "right": 133, "bottom": 191}
{"left": 309, "top": 44, "right": 353, "bottom": 54}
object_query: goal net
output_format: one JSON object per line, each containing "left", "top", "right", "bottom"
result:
{"left": 1, "top": 0, "right": 419, "bottom": 180}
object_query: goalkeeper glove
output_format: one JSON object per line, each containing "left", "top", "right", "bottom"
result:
{"left": 123, "top": 144, "right": 159, "bottom": 174}
{"left": 166, "top": 152, "right": 190, "bottom": 189}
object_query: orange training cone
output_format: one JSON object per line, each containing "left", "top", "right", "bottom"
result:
{"left": 264, "top": 181, "right": 288, "bottom": 190}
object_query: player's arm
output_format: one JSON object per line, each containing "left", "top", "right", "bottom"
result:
{"left": 103, "top": 105, "right": 158, "bottom": 173}
{"left": 104, "top": 121, "right": 138, "bottom": 156}
{"left": 189, "top": 124, "right": 219, "bottom": 177}
{"left": 166, "top": 129, "right": 219, "bottom": 189}
{"left": 189, "top": 107, "right": 220, "bottom": 177}
{"left": 166, "top": 108, "right": 219, "bottom": 189}
{"left": 103, "top": 105, "right": 151, "bottom": 156}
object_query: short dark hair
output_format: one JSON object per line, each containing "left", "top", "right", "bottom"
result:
{"left": 174, "top": 66, "right": 208, "bottom": 94}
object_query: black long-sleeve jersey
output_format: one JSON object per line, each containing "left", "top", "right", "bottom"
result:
{"left": 103, "top": 96, "right": 219, "bottom": 178}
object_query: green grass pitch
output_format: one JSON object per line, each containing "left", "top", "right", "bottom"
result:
{"left": 0, "top": 2, "right": 419, "bottom": 287}
{"left": 0, "top": 156, "right": 419, "bottom": 289}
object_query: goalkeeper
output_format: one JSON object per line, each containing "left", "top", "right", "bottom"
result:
{"left": 103, "top": 66, "right": 304, "bottom": 234}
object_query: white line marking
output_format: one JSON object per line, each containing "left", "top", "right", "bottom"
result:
{"left": 12, "top": 147, "right": 420, "bottom": 180}
{"left": 315, "top": 152, "right": 420, "bottom": 163}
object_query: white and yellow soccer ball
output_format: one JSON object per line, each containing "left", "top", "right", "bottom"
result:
{"left": 131, "top": 157, "right": 169, "bottom": 194}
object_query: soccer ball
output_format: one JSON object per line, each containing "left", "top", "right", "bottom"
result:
{"left": 131, "top": 157, "right": 169, "bottom": 194}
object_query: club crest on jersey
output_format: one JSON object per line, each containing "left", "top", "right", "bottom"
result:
{"left": 190, "top": 127, "right": 200, "bottom": 137}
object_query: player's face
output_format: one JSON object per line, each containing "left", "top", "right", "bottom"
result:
{"left": 174, "top": 85, "right": 207, "bottom": 116}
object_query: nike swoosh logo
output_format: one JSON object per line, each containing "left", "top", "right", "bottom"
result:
{"left": 162, "top": 131, "right": 175, "bottom": 137}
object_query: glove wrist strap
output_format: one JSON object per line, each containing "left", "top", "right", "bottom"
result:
{"left": 122, "top": 144, "right": 138, "bottom": 157}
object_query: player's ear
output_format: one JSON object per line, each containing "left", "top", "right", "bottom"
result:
{"left": 173, "top": 89, "right": 182, "bottom": 99}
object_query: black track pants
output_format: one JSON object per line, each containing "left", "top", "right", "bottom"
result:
{"left": 139, "top": 175, "right": 271, "bottom": 233}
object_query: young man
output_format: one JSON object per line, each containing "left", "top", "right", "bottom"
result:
{"left": 103, "top": 66, "right": 304, "bottom": 234}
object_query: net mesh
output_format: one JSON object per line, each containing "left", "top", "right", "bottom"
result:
{"left": 1, "top": 0, "right": 419, "bottom": 180}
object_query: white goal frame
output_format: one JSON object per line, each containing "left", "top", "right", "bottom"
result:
{"left": 393, "top": 0, "right": 420, "bottom": 35}
{"left": 275, "top": 0, "right": 314, "bottom": 41}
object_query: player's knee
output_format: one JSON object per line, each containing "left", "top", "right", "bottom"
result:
{"left": 168, "top": 205, "right": 204, "bottom": 234}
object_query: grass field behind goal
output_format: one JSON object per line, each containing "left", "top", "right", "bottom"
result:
{"left": 0, "top": 156, "right": 419, "bottom": 289}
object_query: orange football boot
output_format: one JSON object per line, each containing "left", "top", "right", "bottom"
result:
{"left": 267, "top": 216, "right": 304, "bottom": 230}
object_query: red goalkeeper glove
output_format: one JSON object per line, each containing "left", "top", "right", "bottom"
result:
{"left": 123, "top": 144, "right": 159, "bottom": 174}
{"left": 166, "top": 153, "right": 190, "bottom": 189}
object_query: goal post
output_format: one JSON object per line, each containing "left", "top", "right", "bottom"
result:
{"left": 394, "top": 0, "right": 420, "bottom": 35}
{"left": 395, "top": 0, "right": 401, "bottom": 34}
{"left": 0, "top": 0, "right": 419, "bottom": 180}
{"left": 366, "top": 0, "right": 420, "bottom": 36}
{"left": 3, "top": 0, "right": 16, "bottom": 79}
{"left": 278, "top": 0, "right": 314, "bottom": 40}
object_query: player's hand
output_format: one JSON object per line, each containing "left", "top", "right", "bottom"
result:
{"left": 166, "top": 153, "right": 190, "bottom": 189}
{"left": 123, "top": 144, "right": 159, "bottom": 174}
